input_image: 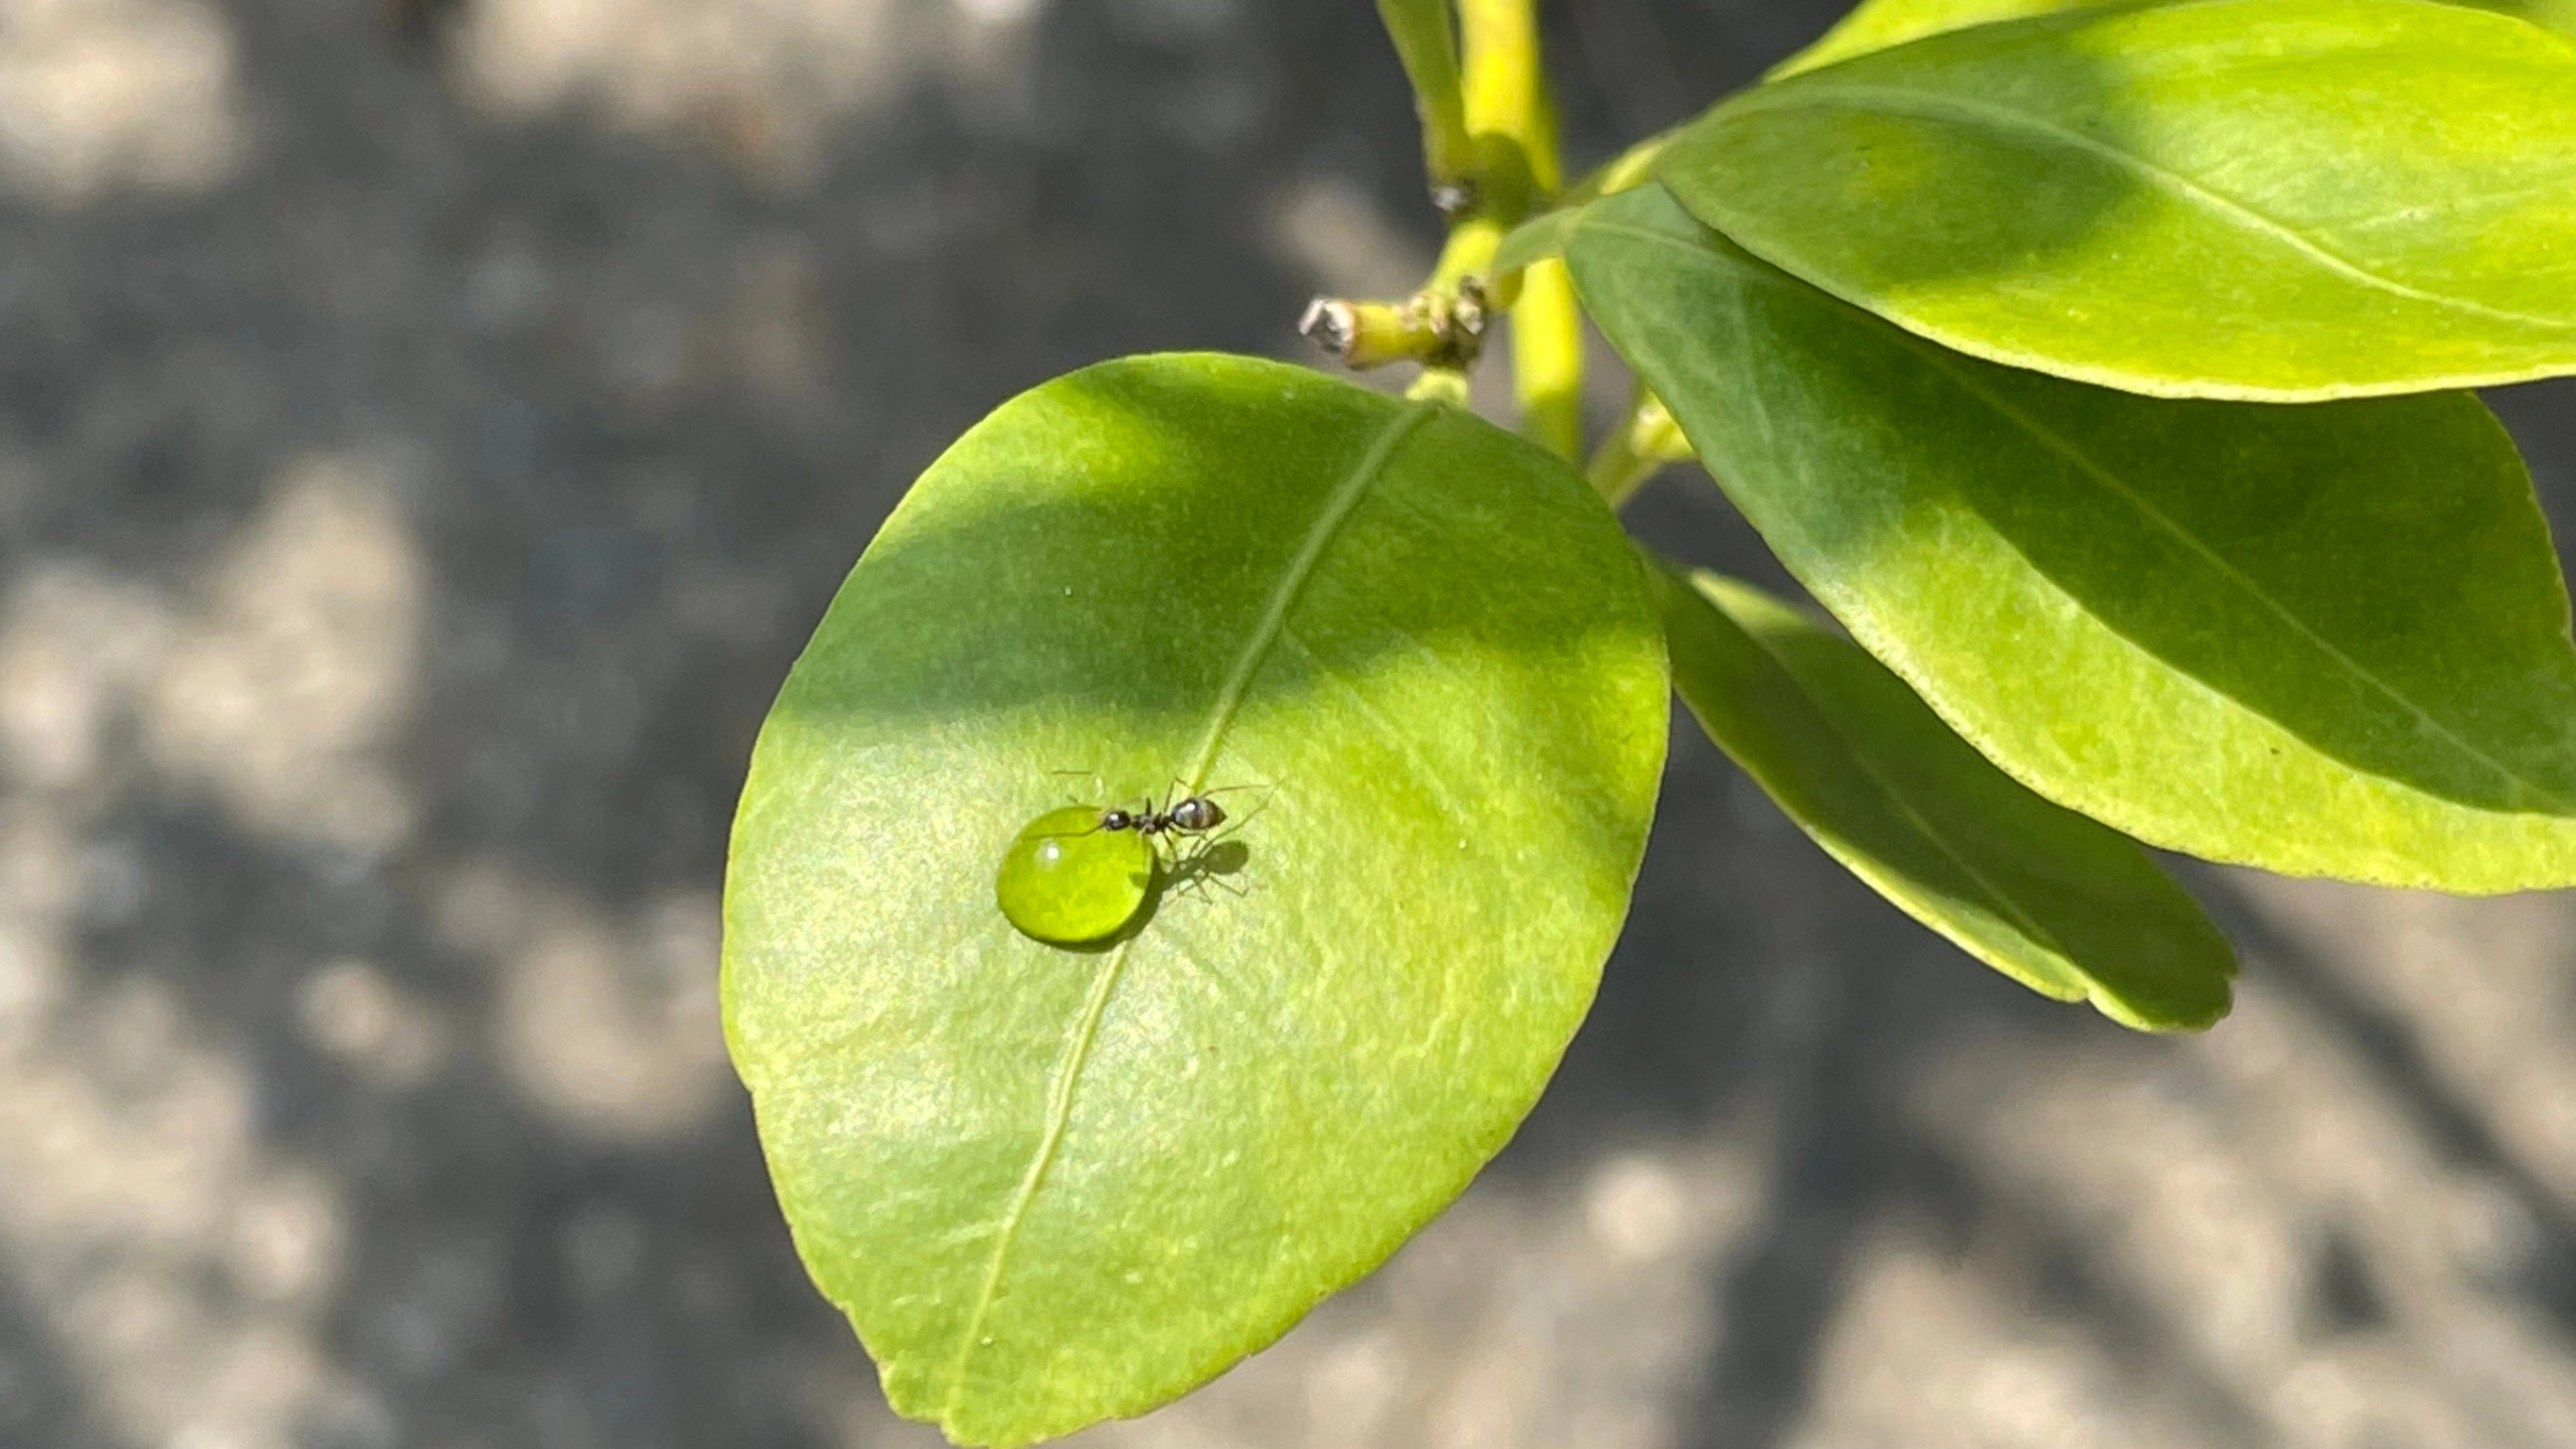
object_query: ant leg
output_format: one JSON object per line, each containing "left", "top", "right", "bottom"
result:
{"left": 1113, "top": 780, "right": 1167, "bottom": 822}
{"left": 1045, "top": 811, "right": 1107, "bottom": 840}
{"left": 1048, "top": 767, "right": 1104, "bottom": 807}
{"left": 1168, "top": 837, "right": 1221, "bottom": 904}
{"left": 1182, "top": 839, "right": 1249, "bottom": 900}
{"left": 1136, "top": 779, "right": 1176, "bottom": 830}
{"left": 1198, "top": 781, "right": 1276, "bottom": 852}
{"left": 1167, "top": 843, "right": 1214, "bottom": 904}
{"left": 1165, "top": 831, "right": 1253, "bottom": 904}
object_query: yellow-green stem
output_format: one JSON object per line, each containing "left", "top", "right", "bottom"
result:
{"left": 1460, "top": 0, "right": 1579, "bottom": 456}
{"left": 1586, "top": 389, "right": 1692, "bottom": 507}
{"left": 1429, "top": 215, "right": 1509, "bottom": 300}
{"left": 1408, "top": 367, "right": 1473, "bottom": 405}
{"left": 1374, "top": 0, "right": 1477, "bottom": 196}
{"left": 1458, "top": 0, "right": 1556, "bottom": 190}
{"left": 1513, "top": 260, "right": 1583, "bottom": 461}
{"left": 1300, "top": 290, "right": 1485, "bottom": 372}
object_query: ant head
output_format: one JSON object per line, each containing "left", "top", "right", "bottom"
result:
{"left": 1100, "top": 808, "right": 1135, "bottom": 832}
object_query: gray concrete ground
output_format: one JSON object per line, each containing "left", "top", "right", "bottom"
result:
{"left": 2, "top": 1, "right": 2574, "bottom": 1446}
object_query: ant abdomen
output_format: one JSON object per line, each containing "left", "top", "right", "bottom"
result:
{"left": 1168, "top": 797, "right": 1224, "bottom": 833}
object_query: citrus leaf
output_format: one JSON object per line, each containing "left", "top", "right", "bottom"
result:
{"left": 1492, "top": 206, "right": 1577, "bottom": 276}
{"left": 1774, "top": 0, "right": 2120, "bottom": 77}
{"left": 1772, "top": 0, "right": 2576, "bottom": 79}
{"left": 1667, "top": 0, "right": 2576, "bottom": 400}
{"left": 1653, "top": 562, "right": 2234, "bottom": 1030}
{"left": 1565, "top": 186, "right": 2576, "bottom": 892}
{"left": 721, "top": 353, "right": 1667, "bottom": 1446}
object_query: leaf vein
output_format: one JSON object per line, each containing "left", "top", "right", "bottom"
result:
{"left": 1182, "top": 402, "right": 1440, "bottom": 787}
{"left": 1726, "top": 82, "right": 2576, "bottom": 332}
{"left": 940, "top": 397, "right": 1437, "bottom": 1415}
{"left": 1731, "top": 614, "right": 2082, "bottom": 987}
{"left": 1902, "top": 342, "right": 2575, "bottom": 812}
{"left": 1589, "top": 211, "right": 2573, "bottom": 811}
{"left": 941, "top": 937, "right": 1136, "bottom": 1416}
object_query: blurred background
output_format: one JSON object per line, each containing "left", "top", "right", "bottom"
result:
{"left": 3, "top": 1, "right": 2574, "bottom": 1446}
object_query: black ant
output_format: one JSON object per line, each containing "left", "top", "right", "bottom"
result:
{"left": 1098, "top": 792, "right": 1228, "bottom": 843}
{"left": 1052, "top": 774, "right": 1268, "bottom": 874}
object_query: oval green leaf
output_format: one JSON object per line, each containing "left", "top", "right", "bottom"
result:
{"left": 1668, "top": 0, "right": 2576, "bottom": 400}
{"left": 1565, "top": 186, "right": 2576, "bottom": 892}
{"left": 1653, "top": 561, "right": 2234, "bottom": 1031}
{"left": 722, "top": 353, "right": 1667, "bottom": 1446}
{"left": 1772, "top": 0, "right": 2576, "bottom": 79}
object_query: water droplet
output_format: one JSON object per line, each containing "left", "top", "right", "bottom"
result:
{"left": 995, "top": 805, "right": 1152, "bottom": 945}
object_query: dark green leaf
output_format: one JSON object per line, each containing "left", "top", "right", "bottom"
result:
{"left": 1566, "top": 186, "right": 2576, "bottom": 892}
{"left": 722, "top": 354, "right": 1667, "bottom": 1446}
{"left": 1669, "top": 0, "right": 2576, "bottom": 399}
{"left": 1654, "top": 562, "right": 2233, "bottom": 1030}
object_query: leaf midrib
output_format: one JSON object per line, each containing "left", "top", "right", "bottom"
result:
{"left": 939, "top": 400, "right": 1438, "bottom": 1419}
{"left": 1582, "top": 214, "right": 2576, "bottom": 814}
{"left": 1723, "top": 596, "right": 2087, "bottom": 992}
{"left": 1716, "top": 81, "right": 2576, "bottom": 333}
{"left": 1903, "top": 343, "right": 2576, "bottom": 814}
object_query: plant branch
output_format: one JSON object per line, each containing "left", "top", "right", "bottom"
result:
{"left": 1513, "top": 263, "right": 1583, "bottom": 459}
{"left": 1315, "top": 0, "right": 1573, "bottom": 419}
{"left": 1586, "top": 388, "right": 1692, "bottom": 507}
{"left": 1460, "top": 0, "right": 1555, "bottom": 192}
{"left": 1461, "top": 0, "right": 1581, "bottom": 458}
{"left": 1407, "top": 367, "right": 1473, "bottom": 405}
{"left": 1300, "top": 287, "right": 1488, "bottom": 372}
{"left": 1374, "top": 0, "right": 1478, "bottom": 207}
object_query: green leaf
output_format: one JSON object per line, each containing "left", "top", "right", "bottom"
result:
{"left": 1774, "top": 0, "right": 2107, "bottom": 77}
{"left": 1564, "top": 185, "right": 2576, "bottom": 893}
{"left": 1773, "top": 0, "right": 2576, "bottom": 79}
{"left": 2463, "top": 0, "right": 2569, "bottom": 30}
{"left": 1491, "top": 206, "right": 1576, "bottom": 276}
{"left": 722, "top": 353, "right": 1667, "bottom": 1446}
{"left": 1666, "top": 0, "right": 2576, "bottom": 400}
{"left": 1654, "top": 563, "right": 2233, "bottom": 1029}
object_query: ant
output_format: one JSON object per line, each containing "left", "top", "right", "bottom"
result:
{"left": 1098, "top": 792, "right": 1228, "bottom": 844}
{"left": 1052, "top": 774, "right": 1268, "bottom": 876}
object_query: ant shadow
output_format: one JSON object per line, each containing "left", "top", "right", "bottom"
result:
{"left": 1160, "top": 838, "right": 1251, "bottom": 905}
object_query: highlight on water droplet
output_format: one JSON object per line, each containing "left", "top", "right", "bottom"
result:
{"left": 995, "top": 804, "right": 1153, "bottom": 945}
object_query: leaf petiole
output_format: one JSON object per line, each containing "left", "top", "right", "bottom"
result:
{"left": 1585, "top": 386, "right": 1692, "bottom": 506}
